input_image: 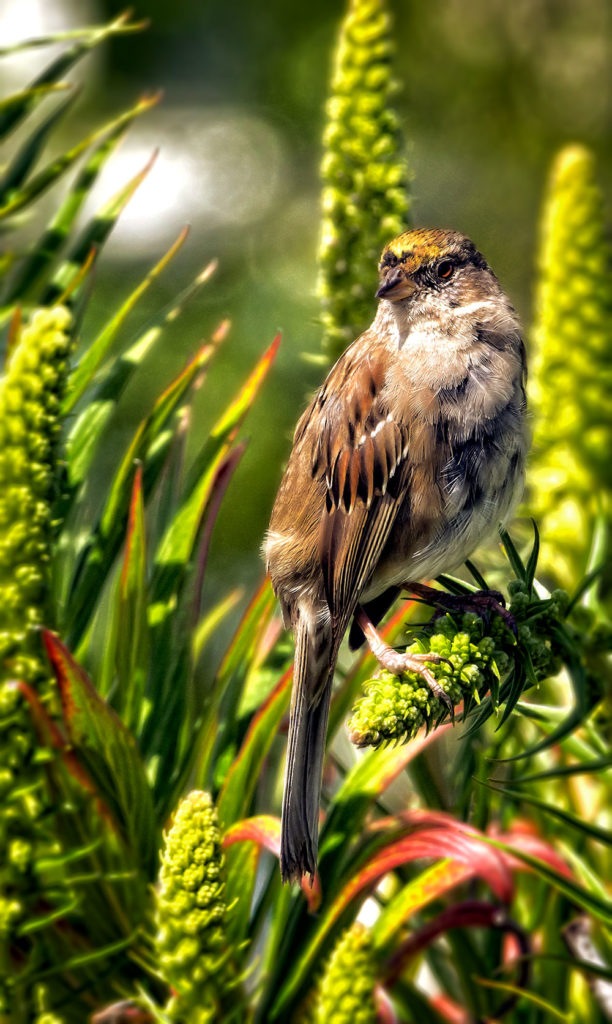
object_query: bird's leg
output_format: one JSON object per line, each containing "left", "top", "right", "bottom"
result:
{"left": 405, "top": 581, "right": 517, "bottom": 636}
{"left": 355, "top": 606, "right": 454, "bottom": 716}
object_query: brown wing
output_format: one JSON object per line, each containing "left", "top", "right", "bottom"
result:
{"left": 307, "top": 340, "right": 410, "bottom": 628}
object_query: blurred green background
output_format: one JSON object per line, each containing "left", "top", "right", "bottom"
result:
{"left": 2, "top": 0, "right": 611, "bottom": 611}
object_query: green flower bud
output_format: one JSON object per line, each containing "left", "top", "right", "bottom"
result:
{"left": 313, "top": 923, "right": 377, "bottom": 1024}
{"left": 349, "top": 614, "right": 510, "bottom": 747}
{"left": 0, "top": 306, "right": 72, "bottom": 688}
{"left": 318, "top": 0, "right": 411, "bottom": 361}
{"left": 156, "top": 791, "right": 238, "bottom": 1022}
{"left": 529, "top": 146, "right": 612, "bottom": 586}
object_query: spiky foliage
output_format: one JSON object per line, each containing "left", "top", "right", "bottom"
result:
{"left": 349, "top": 577, "right": 572, "bottom": 748}
{"left": 529, "top": 144, "right": 612, "bottom": 587}
{"left": 0, "top": 16, "right": 609, "bottom": 1024}
{"left": 318, "top": 0, "right": 410, "bottom": 361}
{"left": 0, "top": 21, "right": 279, "bottom": 1021}
{"left": 156, "top": 791, "right": 239, "bottom": 1022}
{"left": 313, "top": 923, "right": 376, "bottom": 1024}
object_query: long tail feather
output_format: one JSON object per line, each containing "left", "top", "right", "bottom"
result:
{"left": 280, "top": 611, "right": 334, "bottom": 882}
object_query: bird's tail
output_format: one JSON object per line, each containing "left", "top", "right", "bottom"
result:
{"left": 280, "top": 611, "right": 335, "bottom": 883}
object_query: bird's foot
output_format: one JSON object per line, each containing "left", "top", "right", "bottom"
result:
{"left": 406, "top": 582, "right": 517, "bottom": 637}
{"left": 355, "top": 607, "right": 454, "bottom": 717}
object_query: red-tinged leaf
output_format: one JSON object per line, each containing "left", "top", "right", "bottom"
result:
{"left": 273, "top": 823, "right": 513, "bottom": 1015}
{"left": 430, "top": 994, "right": 469, "bottom": 1024}
{"left": 197, "top": 579, "right": 278, "bottom": 786}
{"left": 383, "top": 900, "right": 528, "bottom": 985}
{"left": 191, "top": 444, "right": 246, "bottom": 628}
{"left": 212, "top": 332, "right": 281, "bottom": 440}
{"left": 15, "top": 680, "right": 116, "bottom": 827}
{"left": 224, "top": 813, "right": 282, "bottom": 852}
{"left": 375, "top": 985, "right": 399, "bottom": 1024}
{"left": 224, "top": 815, "right": 321, "bottom": 912}
{"left": 480, "top": 834, "right": 611, "bottom": 924}
{"left": 217, "top": 667, "right": 292, "bottom": 830}
{"left": 319, "top": 727, "right": 452, "bottom": 880}
{"left": 42, "top": 631, "right": 157, "bottom": 877}
{"left": 493, "top": 827, "right": 574, "bottom": 880}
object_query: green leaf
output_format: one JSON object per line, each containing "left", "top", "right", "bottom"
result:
{"left": 65, "top": 334, "right": 221, "bottom": 646}
{"left": 499, "top": 526, "right": 527, "bottom": 582}
{"left": 524, "top": 520, "right": 541, "bottom": 593}
{"left": 0, "top": 87, "right": 79, "bottom": 205}
{"left": 197, "top": 579, "right": 278, "bottom": 788}
{"left": 2, "top": 101, "right": 157, "bottom": 307}
{"left": 0, "top": 12, "right": 144, "bottom": 139}
{"left": 64, "top": 227, "right": 192, "bottom": 412}
{"left": 474, "top": 977, "right": 570, "bottom": 1020}
{"left": 0, "top": 94, "right": 159, "bottom": 222}
{"left": 481, "top": 782, "right": 612, "bottom": 845}
{"left": 484, "top": 835, "right": 612, "bottom": 925}
{"left": 42, "top": 630, "right": 158, "bottom": 879}
{"left": 223, "top": 839, "right": 259, "bottom": 949}
{"left": 65, "top": 257, "right": 217, "bottom": 492}
{"left": 217, "top": 667, "right": 291, "bottom": 830}
{"left": 102, "top": 464, "right": 150, "bottom": 735}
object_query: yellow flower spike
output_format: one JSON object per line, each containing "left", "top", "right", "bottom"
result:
{"left": 529, "top": 145, "right": 612, "bottom": 586}
{"left": 0, "top": 306, "right": 72, "bottom": 690}
{"left": 155, "top": 790, "right": 239, "bottom": 1023}
{"left": 313, "top": 922, "right": 377, "bottom": 1024}
{"left": 318, "top": 0, "right": 411, "bottom": 362}
{"left": 0, "top": 306, "right": 72, "bottom": 1016}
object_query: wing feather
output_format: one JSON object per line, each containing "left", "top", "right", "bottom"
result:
{"left": 310, "top": 343, "right": 411, "bottom": 633}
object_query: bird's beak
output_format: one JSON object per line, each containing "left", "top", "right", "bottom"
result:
{"left": 376, "top": 265, "right": 417, "bottom": 301}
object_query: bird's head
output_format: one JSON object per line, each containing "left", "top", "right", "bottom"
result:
{"left": 376, "top": 228, "right": 492, "bottom": 309}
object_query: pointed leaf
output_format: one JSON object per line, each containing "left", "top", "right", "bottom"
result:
{"left": 0, "top": 88, "right": 79, "bottom": 204}
{"left": 65, "top": 335, "right": 221, "bottom": 645}
{"left": 2, "top": 103, "right": 155, "bottom": 306}
{"left": 217, "top": 667, "right": 292, "bottom": 829}
{"left": 273, "top": 820, "right": 513, "bottom": 1017}
{"left": 524, "top": 520, "right": 540, "bottom": 593}
{"left": 42, "top": 630, "right": 157, "bottom": 878}
{"left": 0, "top": 94, "right": 160, "bottom": 221}
{"left": 42, "top": 135, "right": 162, "bottom": 306}
{"left": 485, "top": 784, "right": 612, "bottom": 845}
{"left": 224, "top": 815, "right": 320, "bottom": 911}
{"left": 499, "top": 527, "right": 527, "bottom": 582}
{"left": 194, "top": 579, "right": 278, "bottom": 791}
{"left": 64, "top": 227, "right": 192, "bottom": 412}
{"left": 484, "top": 835, "right": 612, "bottom": 924}
{"left": 0, "top": 13, "right": 144, "bottom": 139}
{"left": 104, "top": 464, "right": 150, "bottom": 734}
{"left": 65, "top": 258, "right": 217, "bottom": 492}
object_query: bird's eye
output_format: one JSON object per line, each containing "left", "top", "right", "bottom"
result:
{"left": 436, "top": 259, "right": 455, "bottom": 280}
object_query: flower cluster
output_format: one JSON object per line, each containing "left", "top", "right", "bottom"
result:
{"left": 313, "top": 923, "right": 376, "bottom": 1024}
{"left": 318, "top": 0, "right": 410, "bottom": 361}
{"left": 349, "top": 586, "right": 569, "bottom": 748}
{"left": 529, "top": 145, "right": 611, "bottom": 587}
{"left": 0, "top": 306, "right": 72, "bottom": 687}
{"left": 0, "top": 307, "right": 72, "bottom": 1016}
{"left": 349, "top": 611, "right": 508, "bottom": 747}
{"left": 155, "top": 790, "right": 237, "bottom": 1022}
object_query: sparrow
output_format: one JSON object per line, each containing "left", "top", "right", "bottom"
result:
{"left": 265, "top": 228, "right": 528, "bottom": 882}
